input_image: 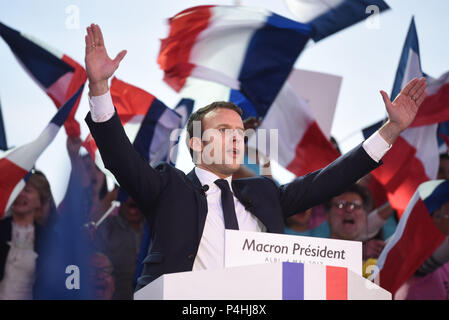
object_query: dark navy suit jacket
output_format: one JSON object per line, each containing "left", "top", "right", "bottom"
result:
{"left": 86, "top": 111, "right": 381, "bottom": 291}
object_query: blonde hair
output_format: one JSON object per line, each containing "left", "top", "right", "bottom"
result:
{"left": 27, "top": 170, "right": 52, "bottom": 207}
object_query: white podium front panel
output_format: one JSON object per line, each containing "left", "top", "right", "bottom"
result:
{"left": 134, "top": 262, "right": 391, "bottom": 300}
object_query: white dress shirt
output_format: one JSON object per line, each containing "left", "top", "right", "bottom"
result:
{"left": 88, "top": 90, "right": 392, "bottom": 270}
{"left": 0, "top": 223, "right": 37, "bottom": 300}
{"left": 192, "top": 167, "right": 266, "bottom": 270}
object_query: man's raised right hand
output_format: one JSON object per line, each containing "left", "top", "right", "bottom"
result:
{"left": 85, "top": 23, "right": 127, "bottom": 96}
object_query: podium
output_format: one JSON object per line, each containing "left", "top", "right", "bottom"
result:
{"left": 134, "top": 262, "right": 391, "bottom": 300}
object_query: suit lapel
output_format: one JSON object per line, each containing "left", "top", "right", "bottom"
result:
{"left": 186, "top": 168, "right": 209, "bottom": 244}
{"left": 232, "top": 179, "right": 273, "bottom": 232}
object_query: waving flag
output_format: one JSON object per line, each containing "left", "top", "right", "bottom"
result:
{"left": 285, "top": 0, "right": 390, "bottom": 41}
{"left": 0, "top": 85, "right": 84, "bottom": 218}
{"left": 363, "top": 18, "right": 440, "bottom": 217}
{"left": 83, "top": 77, "right": 193, "bottom": 178}
{"left": 180, "top": 70, "right": 340, "bottom": 177}
{"left": 390, "top": 19, "right": 449, "bottom": 127}
{"left": 373, "top": 180, "right": 449, "bottom": 296}
{"left": 0, "top": 98, "right": 6, "bottom": 151}
{"left": 0, "top": 21, "right": 86, "bottom": 137}
{"left": 158, "top": 5, "right": 312, "bottom": 116}
{"left": 247, "top": 81, "right": 340, "bottom": 176}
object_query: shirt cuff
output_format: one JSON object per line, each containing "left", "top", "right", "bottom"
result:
{"left": 88, "top": 90, "right": 115, "bottom": 123}
{"left": 362, "top": 131, "right": 392, "bottom": 163}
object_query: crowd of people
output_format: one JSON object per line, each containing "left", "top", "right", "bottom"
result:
{"left": 0, "top": 22, "right": 446, "bottom": 301}
{"left": 0, "top": 131, "right": 447, "bottom": 300}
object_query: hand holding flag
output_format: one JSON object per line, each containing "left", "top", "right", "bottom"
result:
{"left": 84, "top": 24, "right": 127, "bottom": 96}
{"left": 379, "top": 77, "right": 427, "bottom": 145}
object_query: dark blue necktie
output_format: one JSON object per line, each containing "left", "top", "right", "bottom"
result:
{"left": 214, "top": 179, "right": 239, "bottom": 230}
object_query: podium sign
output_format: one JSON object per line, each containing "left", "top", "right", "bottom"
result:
{"left": 225, "top": 230, "right": 362, "bottom": 276}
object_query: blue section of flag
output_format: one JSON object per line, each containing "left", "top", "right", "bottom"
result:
{"left": 0, "top": 21, "right": 73, "bottom": 88}
{"left": 309, "top": 0, "right": 390, "bottom": 42}
{"left": 174, "top": 98, "right": 194, "bottom": 120}
{"left": 50, "top": 84, "right": 84, "bottom": 127}
{"left": 237, "top": 16, "right": 311, "bottom": 119}
{"left": 0, "top": 98, "right": 7, "bottom": 150}
{"left": 132, "top": 99, "right": 167, "bottom": 162}
{"left": 34, "top": 165, "right": 94, "bottom": 299}
{"left": 437, "top": 121, "right": 449, "bottom": 148}
{"left": 423, "top": 180, "right": 449, "bottom": 215}
{"left": 362, "top": 119, "right": 384, "bottom": 139}
{"left": 282, "top": 262, "right": 304, "bottom": 300}
{"left": 391, "top": 17, "right": 421, "bottom": 100}
{"left": 230, "top": 89, "right": 259, "bottom": 120}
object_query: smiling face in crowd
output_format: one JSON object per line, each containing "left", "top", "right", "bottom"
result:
{"left": 11, "top": 183, "right": 43, "bottom": 218}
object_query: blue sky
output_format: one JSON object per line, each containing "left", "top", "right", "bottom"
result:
{"left": 1, "top": 0, "right": 448, "bottom": 204}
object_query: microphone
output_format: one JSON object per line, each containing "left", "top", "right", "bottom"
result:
{"left": 201, "top": 184, "right": 209, "bottom": 192}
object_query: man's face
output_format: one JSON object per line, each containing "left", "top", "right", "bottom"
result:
{"left": 89, "top": 254, "right": 115, "bottom": 300}
{"left": 119, "top": 198, "right": 143, "bottom": 225}
{"left": 327, "top": 192, "right": 367, "bottom": 240}
{"left": 194, "top": 108, "right": 245, "bottom": 177}
{"left": 432, "top": 200, "right": 449, "bottom": 236}
{"left": 438, "top": 157, "right": 449, "bottom": 180}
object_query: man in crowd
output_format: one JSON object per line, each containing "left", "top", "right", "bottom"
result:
{"left": 83, "top": 23, "right": 427, "bottom": 291}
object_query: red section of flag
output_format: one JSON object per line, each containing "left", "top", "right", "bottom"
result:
{"left": 326, "top": 266, "right": 348, "bottom": 300}
{"left": 60, "top": 55, "right": 86, "bottom": 137}
{"left": 379, "top": 199, "right": 446, "bottom": 295}
{"left": 286, "top": 121, "right": 340, "bottom": 176}
{"left": 0, "top": 158, "right": 28, "bottom": 217}
{"left": 83, "top": 77, "right": 157, "bottom": 161}
{"left": 46, "top": 55, "right": 86, "bottom": 137}
{"left": 158, "top": 6, "right": 213, "bottom": 91}
{"left": 82, "top": 133, "right": 98, "bottom": 161}
{"left": 110, "top": 77, "right": 155, "bottom": 122}
{"left": 371, "top": 136, "right": 429, "bottom": 218}
{"left": 410, "top": 82, "right": 449, "bottom": 127}
{"left": 367, "top": 175, "right": 389, "bottom": 208}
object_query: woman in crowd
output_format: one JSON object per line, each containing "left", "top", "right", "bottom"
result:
{"left": 0, "top": 170, "right": 54, "bottom": 300}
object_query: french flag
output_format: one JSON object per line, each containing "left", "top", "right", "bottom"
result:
{"left": 0, "top": 21, "right": 86, "bottom": 137}
{"left": 363, "top": 18, "right": 440, "bottom": 217}
{"left": 246, "top": 80, "right": 340, "bottom": 176}
{"left": 282, "top": 262, "right": 391, "bottom": 299}
{"left": 179, "top": 72, "right": 340, "bottom": 177}
{"left": 83, "top": 78, "right": 193, "bottom": 178}
{"left": 285, "top": 0, "right": 390, "bottom": 41}
{"left": 373, "top": 180, "right": 449, "bottom": 296}
{"left": 0, "top": 85, "right": 84, "bottom": 218}
{"left": 158, "top": 5, "right": 312, "bottom": 116}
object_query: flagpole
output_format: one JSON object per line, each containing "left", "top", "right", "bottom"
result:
{"left": 95, "top": 200, "right": 121, "bottom": 227}
{"left": 0, "top": 97, "right": 7, "bottom": 151}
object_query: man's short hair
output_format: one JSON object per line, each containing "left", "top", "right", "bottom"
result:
{"left": 324, "top": 183, "right": 373, "bottom": 213}
{"left": 185, "top": 101, "right": 243, "bottom": 158}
